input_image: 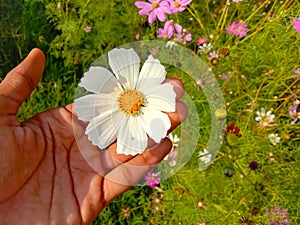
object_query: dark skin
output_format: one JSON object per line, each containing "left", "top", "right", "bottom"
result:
{"left": 0, "top": 49, "right": 187, "bottom": 225}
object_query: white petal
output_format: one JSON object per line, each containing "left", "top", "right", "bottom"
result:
{"left": 74, "top": 93, "right": 118, "bottom": 121}
{"left": 199, "top": 149, "right": 212, "bottom": 164}
{"left": 138, "top": 107, "right": 171, "bottom": 143}
{"left": 199, "top": 149, "right": 209, "bottom": 156}
{"left": 144, "top": 83, "right": 176, "bottom": 112}
{"left": 255, "top": 116, "right": 262, "bottom": 122}
{"left": 116, "top": 116, "right": 148, "bottom": 155}
{"left": 173, "top": 135, "right": 180, "bottom": 143}
{"left": 85, "top": 108, "right": 122, "bottom": 149}
{"left": 137, "top": 55, "right": 166, "bottom": 91}
{"left": 74, "top": 94, "right": 99, "bottom": 121}
{"left": 79, "top": 66, "right": 120, "bottom": 94}
{"left": 108, "top": 48, "right": 140, "bottom": 89}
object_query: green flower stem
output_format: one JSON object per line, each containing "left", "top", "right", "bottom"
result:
{"left": 238, "top": 0, "right": 293, "bottom": 47}
{"left": 253, "top": 0, "right": 278, "bottom": 33}
{"left": 255, "top": 77, "right": 268, "bottom": 101}
{"left": 218, "top": 151, "right": 255, "bottom": 186}
{"left": 219, "top": 197, "right": 244, "bottom": 224}
{"left": 66, "top": 0, "right": 69, "bottom": 21}
{"left": 217, "top": 0, "right": 230, "bottom": 32}
{"left": 78, "top": 0, "right": 91, "bottom": 29}
{"left": 234, "top": 160, "right": 256, "bottom": 186}
{"left": 274, "top": 79, "right": 300, "bottom": 113}
{"left": 149, "top": 23, "right": 158, "bottom": 40}
{"left": 186, "top": 6, "right": 207, "bottom": 35}
{"left": 244, "top": 0, "right": 271, "bottom": 24}
{"left": 232, "top": 1, "right": 277, "bottom": 48}
{"left": 278, "top": 79, "right": 299, "bottom": 99}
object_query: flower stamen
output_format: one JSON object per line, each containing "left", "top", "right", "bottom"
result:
{"left": 174, "top": 1, "right": 180, "bottom": 8}
{"left": 118, "top": 89, "right": 144, "bottom": 115}
{"left": 152, "top": 2, "right": 159, "bottom": 8}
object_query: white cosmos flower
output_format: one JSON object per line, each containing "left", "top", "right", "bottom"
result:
{"left": 164, "top": 133, "right": 180, "bottom": 166}
{"left": 74, "top": 48, "right": 176, "bottom": 155}
{"left": 255, "top": 108, "right": 275, "bottom": 126}
{"left": 166, "top": 40, "right": 177, "bottom": 49}
{"left": 268, "top": 133, "right": 280, "bottom": 146}
{"left": 198, "top": 149, "right": 212, "bottom": 164}
{"left": 168, "top": 133, "right": 180, "bottom": 149}
{"left": 199, "top": 43, "right": 213, "bottom": 54}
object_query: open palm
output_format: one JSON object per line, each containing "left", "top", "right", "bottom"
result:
{"left": 0, "top": 49, "right": 187, "bottom": 225}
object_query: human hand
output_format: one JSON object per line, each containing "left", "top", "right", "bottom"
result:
{"left": 0, "top": 49, "right": 187, "bottom": 224}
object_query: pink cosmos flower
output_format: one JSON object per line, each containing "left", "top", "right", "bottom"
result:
{"left": 293, "top": 68, "right": 300, "bottom": 75}
{"left": 264, "top": 205, "right": 291, "bottom": 225}
{"left": 293, "top": 16, "right": 300, "bottom": 34}
{"left": 167, "top": 0, "right": 192, "bottom": 14}
{"left": 289, "top": 104, "right": 300, "bottom": 124}
{"left": 164, "top": 149, "right": 178, "bottom": 166}
{"left": 197, "top": 37, "right": 207, "bottom": 46}
{"left": 157, "top": 27, "right": 169, "bottom": 38}
{"left": 135, "top": 0, "right": 171, "bottom": 24}
{"left": 226, "top": 21, "right": 238, "bottom": 35}
{"left": 135, "top": 33, "right": 140, "bottom": 40}
{"left": 145, "top": 172, "right": 160, "bottom": 188}
{"left": 84, "top": 26, "right": 92, "bottom": 33}
{"left": 235, "top": 22, "right": 248, "bottom": 38}
{"left": 220, "top": 73, "right": 229, "bottom": 81}
{"left": 164, "top": 20, "right": 182, "bottom": 37}
{"left": 183, "top": 33, "right": 192, "bottom": 43}
{"left": 208, "top": 51, "right": 219, "bottom": 61}
{"left": 157, "top": 20, "right": 182, "bottom": 38}
{"left": 150, "top": 48, "right": 158, "bottom": 56}
{"left": 175, "top": 32, "right": 192, "bottom": 44}
{"left": 226, "top": 21, "right": 248, "bottom": 38}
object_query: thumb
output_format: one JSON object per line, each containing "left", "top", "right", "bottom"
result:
{"left": 0, "top": 48, "right": 45, "bottom": 115}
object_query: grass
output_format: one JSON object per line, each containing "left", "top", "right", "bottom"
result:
{"left": 1, "top": 0, "right": 300, "bottom": 224}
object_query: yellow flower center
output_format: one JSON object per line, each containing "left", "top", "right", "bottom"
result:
{"left": 274, "top": 216, "right": 280, "bottom": 222}
{"left": 38, "top": 35, "right": 44, "bottom": 42}
{"left": 271, "top": 137, "right": 276, "bottom": 141}
{"left": 152, "top": 2, "right": 159, "bottom": 8}
{"left": 261, "top": 114, "right": 267, "bottom": 120}
{"left": 293, "top": 111, "right": 299, "bottom": 117}
{"left": 174, "top": 1, "right": 180, "bottom": 8}
{"left": 118, "top": 89, "right": 144, "bottom": 115}
{"left": 212, "top": 58, "right": 218, "bottom": 65}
